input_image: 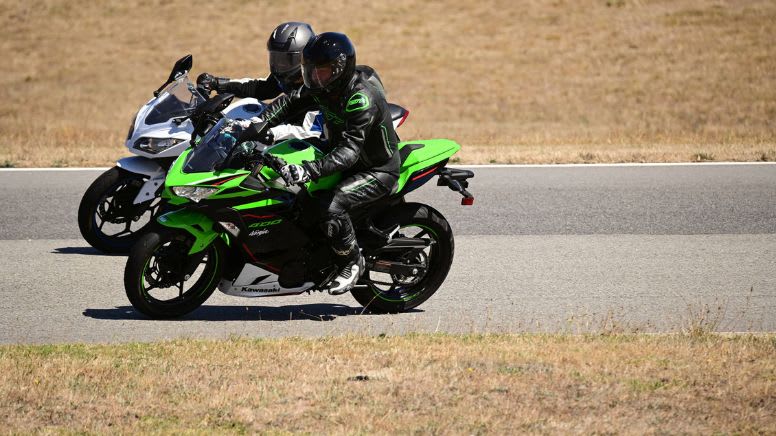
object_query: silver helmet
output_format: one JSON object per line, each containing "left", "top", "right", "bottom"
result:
{"left": 267, "top": 22, "right": 315, "bottom": 92}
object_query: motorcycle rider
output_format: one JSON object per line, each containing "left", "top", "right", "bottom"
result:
{"left": 244, "top": 32, "right": 400, "bottom": 295}
{"left": 198, "top": 22, "right": 324, "bottom": 143}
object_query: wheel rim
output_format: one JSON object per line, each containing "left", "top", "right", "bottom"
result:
{"left": 362, "top": 224, "right": 439, "bottom": 303}
{"left": 139, "top": 236, "right": 220, "bottom": 306}
{"left": 92, "top": 176, "right": 159, "bottom": 243}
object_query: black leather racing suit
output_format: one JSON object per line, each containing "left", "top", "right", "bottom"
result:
{"left": 262, "top": 66, "right": 401, "bottom": 263}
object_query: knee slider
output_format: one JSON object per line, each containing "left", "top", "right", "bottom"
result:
{"left": 320, "top": 213, "right": 356, "bottom": 249}
{"left": 320, "top": 218, "right": 341, "bottom": 239}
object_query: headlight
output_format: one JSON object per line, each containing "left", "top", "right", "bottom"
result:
{"left": 134, "top": 137, "right": 185, "bottom": 154}
{"left": 172, "top": 186, "right": 218, "bottom": 203}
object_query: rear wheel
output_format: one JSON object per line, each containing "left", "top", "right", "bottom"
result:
{"left": 124, "top": 229, "right": 224, "bottom": 319}
{"left": 77, "top": 167, "right": 161, "bottom": 254}
{"left": 352, "top": 203, "right": 454, "bottom": 313}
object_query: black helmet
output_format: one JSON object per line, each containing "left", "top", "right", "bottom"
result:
{"left": 301, "top": 32, "right": 356, "bottom": 92}
{"left": 267, "top": 22, "right": 315, "bottom": 92}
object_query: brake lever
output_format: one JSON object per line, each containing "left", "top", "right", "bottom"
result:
{"left": 266, "top": 156, "right": 305, "bottom": 190}
{"left": 195, "top": 85, "right": 212, "bottom": 100}
{"left": 280, "top": 178, "right": 308, "bottom": 191}
{"left": 267, "top": 155, "right": 287, "bottom": 173}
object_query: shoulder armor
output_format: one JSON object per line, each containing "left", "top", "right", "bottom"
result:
{"left": 345, "top": 91, "right": 371, "bottom": 113}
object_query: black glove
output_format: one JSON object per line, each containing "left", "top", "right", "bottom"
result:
{"left": 259, "top": 128, "right": 274, "bottom": 145}
{"left": 196, "top": 73, "right": 229, "bottom": 94}
{"left": 236, "top": 120, "right": 273, "bottom": 144}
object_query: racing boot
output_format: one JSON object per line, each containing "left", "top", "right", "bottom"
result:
{"left": 323, "top": 213, "right": 364, "bottom": 295}
{"left": 328, "top": 246, "right": 365, "bottom": 295}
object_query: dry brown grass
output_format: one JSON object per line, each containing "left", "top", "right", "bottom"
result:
{"left": 1, "top": 0, "right": 775, "bottom": 166}
{"left": 1, "top": 334, "right": 774, "bottom": 434}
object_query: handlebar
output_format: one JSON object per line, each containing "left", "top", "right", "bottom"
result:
{"left": 257, "top": 152, "right": 286, "bottom": 173}
{"left": 252, "top": 153, "right": 307, "bottom": 190}
{"left": 210, "top": 125, "right": 304, "bottom": 191}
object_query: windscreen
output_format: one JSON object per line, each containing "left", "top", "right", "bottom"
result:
{"left": 183, "top": 119, "right": 235, "bottom": 173}
{"left": 144, "top": 76, "right": 205, "bottom": 125}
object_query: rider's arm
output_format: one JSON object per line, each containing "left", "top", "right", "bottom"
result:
{"left": 303, "top": 92, "right": 378, "bottom": 180}
{"left": 261, "top": 88, "right": 316, "bottom": 129}
{"left": 218, "top": 75, "right": 283, "bottom": 101}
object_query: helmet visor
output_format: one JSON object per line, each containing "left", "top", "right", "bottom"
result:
{"left": 269, "top": 51, "right": 302, "bottom": 75}
{"left": 302, "top": 54, "right": 346, "bottom": 90}
{"left": 304, "top": 63, "right": 333, "bottom": 89}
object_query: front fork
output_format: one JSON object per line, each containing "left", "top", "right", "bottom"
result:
{"left": 116, "top": 156, "right": 167, "bottom": 205}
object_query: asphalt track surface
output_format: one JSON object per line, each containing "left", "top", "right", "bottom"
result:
{"left": 1, "top": 164, "right": 774, "bottom": 343}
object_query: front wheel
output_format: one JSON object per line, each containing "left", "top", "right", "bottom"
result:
{"left": 77, "top": 167, "right": 161, "bottom": 254}
{"left": 124, "top": 229, "right": 224, "bottom": 319}
{"left": 352, "top": 203, "right": 455, "bottom": 313}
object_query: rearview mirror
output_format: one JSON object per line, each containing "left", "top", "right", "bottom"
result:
{"left": 154, "top": 54, "right": 193, "bottom": 97}
{"left": 168, "top": 54, "right": 193, "bottom": 83}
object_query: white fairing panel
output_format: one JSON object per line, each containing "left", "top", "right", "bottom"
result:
{"left": 218, "top": 263, "right": 314, "bottom": 297}
{"left": 222, "top": 98, "right": 265, "bottom": 121}
{"left": 269, "top": 111, "right": 323, "bottom": 141}
{"left": 125, "top": 97, "right": 194, "bottom": 158}
{"left": 125, "top": 98, "right": 265, "bottom": 159}
{"left": 133, "top": 171, "right": 166, "bottom": 204}
{"left": 116, "top": 156, "right": 164, "bottom": 176}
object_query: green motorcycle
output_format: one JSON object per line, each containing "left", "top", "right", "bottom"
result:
{"left": 123, "top": 95, "right": 475, "bottom": 318}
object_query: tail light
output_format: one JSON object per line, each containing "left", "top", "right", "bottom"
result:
{"left": 397, "top": 110, "right": 410, "bottom": 128}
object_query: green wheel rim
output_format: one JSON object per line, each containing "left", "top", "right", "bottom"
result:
{"left": 138, "top": 238, "right": 220, "bottom": 304}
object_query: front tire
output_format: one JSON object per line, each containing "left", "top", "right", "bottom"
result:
{"left": 77, "top": 167, "right": 160, "bottom": 254}
{"left": 124, "top": 229, "right": 224, "bottom": 319}
{"left": 352, "top": 203, "right": 455, "bottom": 313}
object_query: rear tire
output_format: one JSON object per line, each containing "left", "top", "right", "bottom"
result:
{"left": 351, "top": 202, "right": 454, "bottom": 313}
{"left": 78, "top": 167, "right": 159, "bottom": 254}
{"left": 124, "top": 229, "right": 224, "bottom": 319}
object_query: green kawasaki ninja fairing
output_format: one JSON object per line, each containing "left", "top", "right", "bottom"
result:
{"left": 123, "top": 108, "right": 475, "bottom": 319}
